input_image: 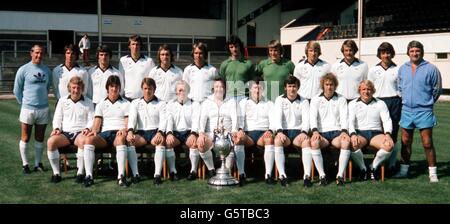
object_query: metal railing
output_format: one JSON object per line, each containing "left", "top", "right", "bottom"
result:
{"left": 0, "top": 39, "right": 49, "bottom": 58}
{"left": 0, "top": 49, "right": 228, "bottom": 94}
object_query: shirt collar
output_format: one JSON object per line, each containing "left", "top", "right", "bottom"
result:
{"left": 127, "top": 54, "right": 145, "bottom": 62}
{"left": 376, "top": 62, "right": 397, "bottom": 70}
{"left": 191, "top": 62, "right": 209, "bottom": 69}
{"left": 157, "top": 64, "right": 175, "bottom": 72}
{"left": 141, "top": 96, "right": 158, "bottom": 104}
{"left": 62, "top": 63, "right": 80, "bottom": 71}
{"left": 67, "top": 94, "right": 85, "bottom": 103}
{"left": 406, "top": 58, "right": 427, "bottom": 67}
{"left": 282, "top": 94, "right": 301, "bottom": 103}
{"left": 304, "top": 58, "right": 322, "bottom": 66}
{"left": 340, "top": 58, "right": 360, "bottom": 66}
{"left": 96, "top": 65, "right": 113, "bottom": 73}
{"left": 356, "top": 97, "right": 377, "bottom": 104}
{"left": 248, "top": 96, "right": 266, "bottom": 104}
{"left": 176, "top": 98, "right": 191, "bottom": 105}
{"left": 267, "top": 58, "right": 283, "bottom": 65}
{"left": 319, "top": 92, "right": 338, "bottom": 100}
{"left": 229, "top": 56, "right": 246, "bottom": 62}
{"left": 105, "top": 95, "right": 123, "bottom": 104}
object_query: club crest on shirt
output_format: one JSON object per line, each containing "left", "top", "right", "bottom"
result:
{"left": 63, "top": 101, "right": 72, "bottom": 110}
{"left": 138, "top": 102, "right": 146, "bottom": 111}
{"left": 281, "top": 102, "right": 290, "bottom": 110}
{"left": 300, "top": 67, "right": 308, "bottom": 74}
{"left": 33, "top": 72, "right": 47, "bottom": 83}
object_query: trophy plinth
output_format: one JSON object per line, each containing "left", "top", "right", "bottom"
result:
{"left": 207, "top": 119, "right": 238, "bottom": 186}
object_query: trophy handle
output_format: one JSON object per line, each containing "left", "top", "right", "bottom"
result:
{"left": 228, "top": 133, "right": 235, "bottom": 147}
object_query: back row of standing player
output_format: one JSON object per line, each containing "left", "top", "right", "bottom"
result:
{"left": 14, "top": 35, "right": 442, "bottom": 186}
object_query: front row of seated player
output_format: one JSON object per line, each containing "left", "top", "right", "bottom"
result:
{"left": 47, "top": 74, "right": 393, "bottom": 187}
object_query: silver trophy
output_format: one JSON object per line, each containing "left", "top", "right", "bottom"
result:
{"left": 207, "top": 118, "right": 239, "bottom": 186}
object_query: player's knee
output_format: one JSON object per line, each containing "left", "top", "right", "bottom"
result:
{"left": 47, "top": 137, "right": 56, "bottom": 149}
{"left": 402, "top": 139, "right": 413, "bottom": 147}
{"left": 152, "top": 139, "right": 163, "bottom": 146}
{"left": 84, "top": 136, "right": 94, "bottom": 145}
{"left": 274, "top": 136, "right": 283, "bottom": 146}
{"left": 298, "top": 137, "right": 310, "bottom": 147}
{"left": 35, "top": 136, "right": 45, "bottom": 142}
{"left": 198, "top": 146, "right": 207, "bottom": 153}
{"left": 310, "top": 140, "right": 320, "bottom": 149}
{"left": 340, "top": 139, "right": 350, "bottom": 149}
{"left": 401, "top": 134, "right": 413, "bottom": 144}
{"left": 383, "top": 143, "right": 394, "bottom": 152}
{"left": 166, "top": 142, "right": 174, "bottom": 149}
{"left": 422, "top": 140, "right": 433, "bottom": 150}
{"left": 234, "top": 138, "right": 244, "bottom": 145}
{"left": 263, "top": 136, "right": 274, "bottom": 145}
{"left": 188, "top": 143, "right": 198, "bottom": 149}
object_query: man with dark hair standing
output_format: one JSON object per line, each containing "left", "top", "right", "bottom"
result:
{"left": 83, "top": 75, "right": 130, "bottom": 187}
{"left": 331, "top": 39, "right": 368, "bottom": 101}
{"left": 53, "top": 44, "right": 90, "bottom": 100}
{"left": 183, "top": 42, "right": 218, "bottom": 103}
{"left": 14, "top": 44, "right": 52, "bottom": 174}
{"left": 89, "top": 45, "right": 124, "bottom": 106}
{"left": 395, "top": 40, "right": 442, "bottom": 183}
{"left": 368, "top": 42, "right": 400, "bottom": 174}
{"left": 220, "top": 35, "right": 255, "bottom": 101}
{"left": 256, "top": 40, "right": 295, "bottom": 102}
{"left": 119, "top": 34, "right": 155, "bottom": 101}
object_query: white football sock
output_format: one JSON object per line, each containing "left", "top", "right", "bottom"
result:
{"left": 225, "top": 151, "right": 235, "bottom": 170}
{"left": 429, "top": 166, "right": 437, "bottom": 176}
{"left": 372, "top": 148, "right": 392, "bottom": 170}
{"left": 76, "top": 148, "right": 85, "bottom": 175}
{"left": 398, "top": 164, "right": 410, "bottom": 175}
{"left": 189, "top": 148, "right": 199, "bottom": 173}
{"left": 127, "top": 146, "right": 139, "bottom": 176}
{"left": 34, "top": 141, "right": 44, "bottom": 167}
{"left": 83, "top": 144, "right": 95, "bottom": 177}
{"left": 264, "top": 145, "right": 275, "bottom": 177}
{"left": 337, "top": 149, "right": 351, "bottom": 178}
{"left": 166, "top": 148, "right": 177, "bottom": 173}
{"left": 351, "top": 149, "right": 366, "bottom": 171}
{"left": 19, "top": 140, "right": 29, "bottom": 166}
{"left": 199, "top": 150, "right": 215, "bottom": 171}
{"left": 234, "top": 145, "right": 245, "bottom": 175}
{"left": 275, "top": 146, "right": 286, "bottom": 178}
{"left": 116, "top": 145, "right": 127, "bottom": 179}
{"left": 154, "top": 146, "right": 165, "bottom": 177}
{"left": 388, "top": 143, "right": 399, "bottom": 168}
{"left": 47, "top": 150, "right": 60, "bottom": 175}
{"left": 302, "top": 147, "right": 312, "bottom": 179}
{"left": 311, "top": 149, "right": 325, "bottom": 178}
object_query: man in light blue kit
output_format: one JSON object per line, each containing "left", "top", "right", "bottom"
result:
{"left": 395, "top": 40, "right": 442, "bottom": 183}
{"left": 13, "top": 44, "right": 52, "bottom": 174}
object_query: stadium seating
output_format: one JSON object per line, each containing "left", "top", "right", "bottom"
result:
{"left": 294, "top": 0, "right": 450, "bottom": 40}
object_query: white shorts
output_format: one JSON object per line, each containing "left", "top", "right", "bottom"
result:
{"left": 19, "top": 107, "right": 49, "bottom": 125}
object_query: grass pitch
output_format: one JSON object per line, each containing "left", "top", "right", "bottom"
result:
{"left": 0, "top": 99, "right": 449, "bottom": 204}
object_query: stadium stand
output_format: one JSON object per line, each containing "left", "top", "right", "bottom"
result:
{"left": 284, "top": 0, "right": 450, "bottom": 41}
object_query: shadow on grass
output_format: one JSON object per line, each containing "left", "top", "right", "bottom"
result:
{"left": 408, "top": 160, "right": 450, "bottom": 179}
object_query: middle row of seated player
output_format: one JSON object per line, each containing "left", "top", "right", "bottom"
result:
{"left": 47, "top": 74, "right": 394, "bottom": 188}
